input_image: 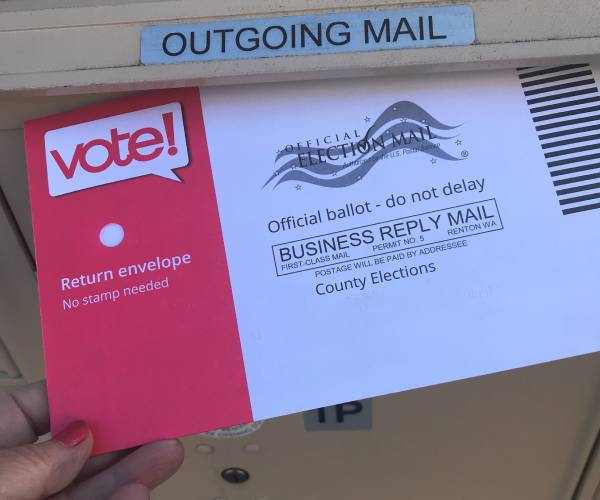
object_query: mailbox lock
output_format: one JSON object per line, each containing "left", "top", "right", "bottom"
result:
{"left": 221, "top": 467, "right": 250, "bottom": 484}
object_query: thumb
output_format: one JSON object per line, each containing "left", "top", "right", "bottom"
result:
{"left": 0, "top": 421, "right": 93, "bottom": 500}
{"left": 108, "top": 484, "right": 150, "bottom": 500}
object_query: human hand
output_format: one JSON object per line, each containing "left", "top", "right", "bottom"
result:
{"left": 0, "top": 381, "right": 184, "bottom": 499}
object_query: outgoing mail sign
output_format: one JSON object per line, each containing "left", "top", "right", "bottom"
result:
{"left": 141, "top": 6, "right": 475, "bottom": 65}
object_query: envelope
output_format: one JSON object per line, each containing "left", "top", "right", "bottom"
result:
{"left": 24, "top": 63, "right": 600, "bottom": 454}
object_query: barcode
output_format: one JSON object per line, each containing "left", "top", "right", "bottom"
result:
{"left": 518, "top": 63, "right": 600, "bottom": 215}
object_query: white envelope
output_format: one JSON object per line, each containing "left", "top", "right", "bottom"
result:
{"left": 201, "top": 64, "right": 600, "bottom": 420}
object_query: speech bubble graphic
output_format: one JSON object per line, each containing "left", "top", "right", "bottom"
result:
{"left": 44, "top": 102, "right": 189, "bottom": 196}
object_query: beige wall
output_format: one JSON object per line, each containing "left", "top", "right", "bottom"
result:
{"left": 1, "top": 0, "right": 600, "bottom": 94}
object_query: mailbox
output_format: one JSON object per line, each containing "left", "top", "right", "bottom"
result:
{"left": 0, "top": 1, "right": 599, "bottom": 499}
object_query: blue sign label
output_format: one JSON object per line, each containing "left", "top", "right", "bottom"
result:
{"left": 141, "top": 6, "right": 475, "bottom": 65}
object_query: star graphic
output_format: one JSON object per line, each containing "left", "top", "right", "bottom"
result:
{"left": 332, "top": 171, "right": 338, "bottom": 176}
{"left": 295, "top": 184, "right": 302, "bottom": 191}
{"left": 291, "top": 164, "right": 297, "bottom": 169}
{"left": 455, "top": 139, "right": 462, "bottom": 146}
{"left": 364, "top": 116, "right": 371, "bottom": 123}
{"left": 430, "top": 158, "right": 437, "bottom": 164}
{"left": 400, "top": 118, "right": 407, "bottom": 123}
{"left": 421, "top": 119, "right": 428, "bottom": 124}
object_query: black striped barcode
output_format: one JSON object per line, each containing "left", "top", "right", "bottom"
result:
{"left": 518, "top": 63, "right": 600, "bottom": 215}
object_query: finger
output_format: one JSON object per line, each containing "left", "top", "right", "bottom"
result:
{"left": 0, "top": 381, "right": 49, "bottom": 449}
{"left": 108, "top": 483, "right": 150, "bottom": 500}
{"left": 0, "top": 421, "right": 92, "bottom": 499}
{"left": 67, "top": 439, "right": 184, "bottom": 500}
{"left": 75, "top": 448, "right": 132, "bottom": 483}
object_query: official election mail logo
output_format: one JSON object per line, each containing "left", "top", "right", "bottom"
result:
{"left": 264, "top": 101, "right": 463, "bottom": 189}
{"left": 44, "top": 102, "right": 189, "bottom": 196}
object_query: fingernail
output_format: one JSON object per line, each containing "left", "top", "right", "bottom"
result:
{"left": 55, "top": 421, "right": 90, "bottom": 447}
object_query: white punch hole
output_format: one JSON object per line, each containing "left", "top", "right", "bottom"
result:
{"left": 99, "top": 223, "right": 124, "bottom": 248}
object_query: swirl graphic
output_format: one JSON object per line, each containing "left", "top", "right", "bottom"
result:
{"left": 264, "top": 101, "right": 462, "bottom": 189}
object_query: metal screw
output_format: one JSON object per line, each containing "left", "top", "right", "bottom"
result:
{"left": 243, "top": 443, "right": 261, "bottom": 453}
{"left": 194, "top": 444, "right": 214, "bottom": 455}
{"left": 221, "top": 467, "right": 250, "bottom": 484}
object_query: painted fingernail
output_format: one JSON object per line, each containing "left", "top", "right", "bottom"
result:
{"left": 55, "top": 421, "right": 90, "bottom": 447}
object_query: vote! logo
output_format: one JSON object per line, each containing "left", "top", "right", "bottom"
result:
{"left": 44, "top": 102, "right": 189, "bottom": 196}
